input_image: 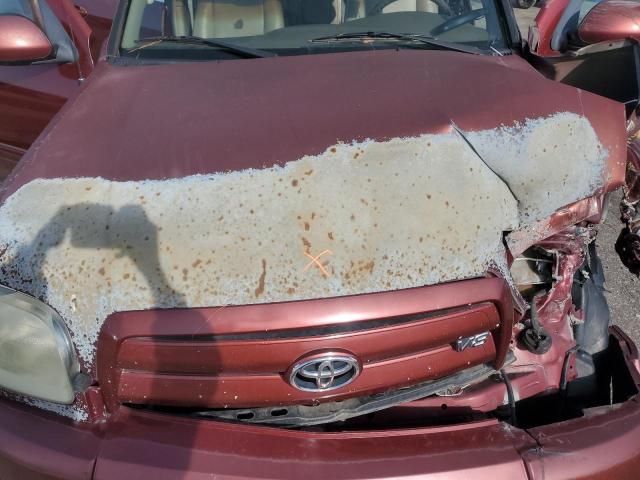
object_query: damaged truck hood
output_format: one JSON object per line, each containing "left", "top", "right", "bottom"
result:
{"left": 0, "top": 49, "right": 627, "bottom": 364}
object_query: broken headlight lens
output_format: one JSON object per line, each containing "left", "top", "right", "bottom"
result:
{"left": 0, "top": 285, "right": 79, "bottom": 404}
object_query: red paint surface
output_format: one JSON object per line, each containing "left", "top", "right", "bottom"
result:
{"left": 0, "top": 16, "right": 52, "bottom": 63}
{"left": 118, "top": 344, "right": 495, "bottom": 408}
{"left": 2, "top": 50, "right": 626, "bottom": 199}
{"left": 0, "top": 0, "right": 116, "bottom": 164}
{"left": 98, "top": 278, "right": 513, "bottom": 410}
{"left": 579, "top": 0, "right": 640, "bottom": 44}
{"left": 532, "top": 0, "right": 571, "bottom": 56}
{"left": 0, "top": 1, "right": 637, "bottom": 477}
{"left": 1, "top": 328, "right": 639, "bottom": 479}
{"left": 523, "top": 327, "right": 640, "bottom": 480}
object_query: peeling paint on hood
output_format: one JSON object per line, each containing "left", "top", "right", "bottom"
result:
{"left": 467, "top": 113, "right": 607, "bottom": 222}
{"left": 0, "top": 112, "right": 607, "bottom": 366}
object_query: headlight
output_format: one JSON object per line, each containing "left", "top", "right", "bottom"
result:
{"left": 0, "top": 285, "right": 80, "bottom": 403}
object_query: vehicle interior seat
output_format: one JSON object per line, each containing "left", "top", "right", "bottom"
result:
{"left": 382, "top": 0, "right": 438, "bottom": 13}
{"left": 171, "top": 0, "right": 192, "bottom": 36}
{"left": 344, "top": 0, "right": 438, "bottom": 21}
{"left": 192, "top": 0, "right": 285, "bottom": 37}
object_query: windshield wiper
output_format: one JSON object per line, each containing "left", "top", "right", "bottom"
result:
{"left": 129, "top": 35, "right": 276, "bottom": 58}
{"left": 309, "top": 31, "right": 482, "bottom": 55}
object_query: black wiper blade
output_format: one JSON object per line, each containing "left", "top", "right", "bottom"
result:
{"left": 129, "top": 35, "right": 276, "bottom": 58}
{"left": 400, "top": 34, "right": 484, "bottom": 55}
{"left": 310, "top": 31, "right": 409, "bottom": 42}
{"left": 309, "top": 31, "right": 482, "bottom": 55}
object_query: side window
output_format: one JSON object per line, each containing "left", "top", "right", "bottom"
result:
{"left": 140, "top": 0, "right": 165, "bottom": 37}
{"left": 122, "top": 0, "right": 167, "bottom": 48}
{"left": 282, "top": 0, "right": 337, "bottom": 25}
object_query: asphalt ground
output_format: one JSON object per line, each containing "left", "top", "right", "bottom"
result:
{"left": 513, "top": 5, "right": 640, "bottom": 343}
{"left": 598, "top": 194, "right": 640, "bottom": 343}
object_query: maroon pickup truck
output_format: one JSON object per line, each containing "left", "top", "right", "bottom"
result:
{"left": 1, "top": 0, "right": 640, "bottom": 478}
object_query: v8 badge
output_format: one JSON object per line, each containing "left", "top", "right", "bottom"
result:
{"left": 454, "top": 332, "right": 490, "bottom": 352}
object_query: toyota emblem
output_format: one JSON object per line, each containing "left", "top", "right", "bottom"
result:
{"left": 289, "top": 354, "right": 360, "bottom": 392}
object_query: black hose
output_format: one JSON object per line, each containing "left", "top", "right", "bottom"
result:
{"left": 500, "top": 369, "right": 517, "bottom": 427}
{"left": 560, "top": 345, "right": 580, "bottom": 392}
{"left": 529, "top": 291, "right": 544, "bottom": 332}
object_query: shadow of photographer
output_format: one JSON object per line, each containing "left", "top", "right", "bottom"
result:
{"left": 0, "top": 201, "right": 217, "bottom": 477}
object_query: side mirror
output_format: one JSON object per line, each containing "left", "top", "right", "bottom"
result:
{"left": 0, "top": 15, "right": 52, "bottom": 64}
{"left": 578, "top": 0, "right": 640, "bottom": 45}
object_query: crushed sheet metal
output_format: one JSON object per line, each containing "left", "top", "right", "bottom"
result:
{"left": 0, "top": 113, "right": 606, "bottom": 368}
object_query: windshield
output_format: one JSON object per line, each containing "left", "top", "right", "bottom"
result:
{"left": 119, "top": 0, "right": 507, "bottom": 60}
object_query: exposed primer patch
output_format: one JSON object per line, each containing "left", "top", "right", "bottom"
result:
{"left": 468, "top": 112, "right": 607, "bottom": 222}
{"left": 0, "top": 113, "right": 605, "bottom": 372}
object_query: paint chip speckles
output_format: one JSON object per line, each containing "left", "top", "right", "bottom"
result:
{"left": 0, "top": 112, "right": 606, "bottom": 370}
{"left": 22, "top": 396, "right": 88, "bottom": 422}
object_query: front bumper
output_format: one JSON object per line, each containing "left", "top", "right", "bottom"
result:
{"left": 1, "top": 327, "right": 640, "bottom": 480}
